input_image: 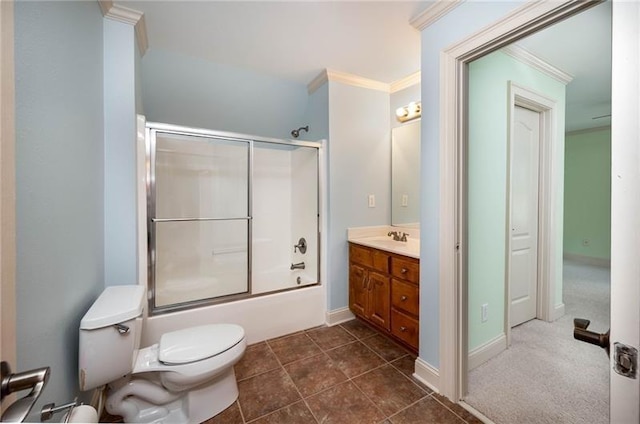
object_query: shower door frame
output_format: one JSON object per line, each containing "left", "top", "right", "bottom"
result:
{"left": 145, "top": 121, "right": 322, "bottom": 316}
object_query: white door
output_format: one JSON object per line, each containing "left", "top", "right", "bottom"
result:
{"left": 509, "top": 105, "right": 540, "bottom": 328}
{"left": 609, "top": 1, "right": 640, "bottom": 421}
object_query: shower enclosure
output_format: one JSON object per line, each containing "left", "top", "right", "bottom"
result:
{"left": 146, "top": 122, "right": 320, "bottom": 315}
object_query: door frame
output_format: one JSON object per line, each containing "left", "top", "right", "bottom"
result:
{"left": 0, "top": 0, "right": 16, "bottom": 394}
{"left": 505, "top": 82, "right": 559, "bottom": 346}
{"left": 437, "top": 0, "right": 602, "bottom": 402}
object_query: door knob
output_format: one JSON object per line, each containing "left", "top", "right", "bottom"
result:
{"left": 573, "top": 318, "right": 610, "bottom": 356}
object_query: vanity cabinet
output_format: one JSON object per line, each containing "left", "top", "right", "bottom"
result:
{"left": 348, "top": 243, "right": 419, "bottom": 352}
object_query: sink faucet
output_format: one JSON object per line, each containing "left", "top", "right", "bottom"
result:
{"left": 387, "top": 231, "right": 409, "bottom": 242}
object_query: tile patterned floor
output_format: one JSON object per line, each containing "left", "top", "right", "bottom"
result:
{"left": 204, "top": 319, "right": 483, "bottom": 424}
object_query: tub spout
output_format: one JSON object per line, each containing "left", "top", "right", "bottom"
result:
{"left": 290, "top": 262, "right": 305, "bottom": 270}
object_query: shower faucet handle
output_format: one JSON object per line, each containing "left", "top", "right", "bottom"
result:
{"left": 294, "top": 237, "right": 307, "bottom": 254}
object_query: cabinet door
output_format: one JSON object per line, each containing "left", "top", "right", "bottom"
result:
{"left": 367, "top": 272, "right": 391, "bottom": 331}
{"left": 349, "top": 263, "right": 368, "bottom": 317}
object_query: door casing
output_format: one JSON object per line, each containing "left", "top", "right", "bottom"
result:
{"left": 504, "top": 82, "right": 560, "bottom": 346}
{"left": 436, "top": 0, "right": 605, "bottom": 404}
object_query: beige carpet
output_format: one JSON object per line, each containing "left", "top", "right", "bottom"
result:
{"left": 465, "top": 260, "right": 610, "bottom": 424}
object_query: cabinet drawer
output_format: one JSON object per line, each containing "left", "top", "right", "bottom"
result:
{"left": 350, "top": 244, "right": 372, "bottom": 267}
{"left": 390, "top": 257, "right": 419, "bottom": 284}
{"left": 391, "top": 279, "right": 419, "bottom": 316}
{"left": 391, "top": 309, "right": 419, "bottom": 349}
{"left": 349, "top": 244, "right": 389, "bottom": 273}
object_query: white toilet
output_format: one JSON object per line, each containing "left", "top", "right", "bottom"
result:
{"left": 78, "top": 285, "right": 246, "bottom": 423}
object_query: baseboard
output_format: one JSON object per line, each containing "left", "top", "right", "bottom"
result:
{"left": 413, "top": 357, "right": 440, "bottom": 393}
{"left": 325, "top": 307, "right": 355, "bottom": 326}
{"left": 458, "top": 401, "right": 496, "bottom": 424}
{"left": 563, "top": 253, "right": 610, "bottom": 268}
{"left": 553, "top": 303, "right": 565, "bottom": 321}
{"left": 468, "top": 333, "right": 507, "bottom": 370}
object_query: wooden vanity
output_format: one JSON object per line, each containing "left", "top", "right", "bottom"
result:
{"left": 348, "top": 242, "right": 419, "bottom": 352}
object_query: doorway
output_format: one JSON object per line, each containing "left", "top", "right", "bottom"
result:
{"left": 463, "top": 4, "right": 611, "bottom": 422}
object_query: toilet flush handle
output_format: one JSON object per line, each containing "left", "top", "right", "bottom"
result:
{"left": 114, "top": 323, "right": 130, "bottom": 335}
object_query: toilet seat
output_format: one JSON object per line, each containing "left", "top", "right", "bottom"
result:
{"left": 132, "top": 324, "right": 246, "bottom": 378}
{"left": 159, "top": 324, "right": 244, "bottom": 365}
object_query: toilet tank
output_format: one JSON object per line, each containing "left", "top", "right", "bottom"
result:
{"left": 79, "top": 285, "right": 146, "bottom": 391}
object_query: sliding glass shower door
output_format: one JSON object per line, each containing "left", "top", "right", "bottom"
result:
{"left": 150, "top": 132, "right": 250, "bottom": 309}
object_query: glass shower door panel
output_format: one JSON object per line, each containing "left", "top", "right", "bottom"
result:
{"left": 251, "top": 143, "right": 319, "bottom": 294}
{"left": 154, "top": 220, "right": 248, "bottom": 308}
{"left": 154, "top": 133, "right": 249, "bottom": 220}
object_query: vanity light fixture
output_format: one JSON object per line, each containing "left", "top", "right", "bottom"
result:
{"left": 395, "top": 101, "right": 421, "bottom": 123}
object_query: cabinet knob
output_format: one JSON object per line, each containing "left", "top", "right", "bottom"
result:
{"left": 400, "top": 326, "right": 407, "bottom": 332}
{"left": 401, "top": 295, "right": 408, "bottom": 301}
{"left": 401, "top": 268, "right": 408, "bottom": 274}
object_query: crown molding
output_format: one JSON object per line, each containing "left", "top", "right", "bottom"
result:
{"left": 307, "top": 70, "right": 329, "bottom": 95}
{"left": 327, "top": 69, "right": 390, "bottom": 93}
{"left": 390, "top": 71, "right": 421, "bottom": 93}
{"left": 307, "top": 69, "right": 391, "bottom": 95}
{"left": 501, "top": 44, "right": 573, "bottom": 85}
{"left": 98, "top": 1, "right": 148, "bottom": 56}
{"left": 410, "top": 0, "right": 464, "bottom": 31}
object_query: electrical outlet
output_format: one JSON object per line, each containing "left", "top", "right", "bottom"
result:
{"left": 582, "top": 238, "right": 590, "bottom": 247}
{"left": 401, "top": 194, "right": 409, "bottom": 207}
{"left": 481, "top": 303, "right": 488, "bottom": 322}
{"left": 368, "top": 194, "right": 375, "bottom": 208}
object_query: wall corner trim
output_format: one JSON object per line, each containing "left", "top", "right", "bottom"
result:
{"left": 390, "top": 71, "right": 421, "bottom": 93}
{"left": 501, "top": 44, "right": 574, "bottom": 85}
{"left": 99, "top": 1, "right": 148, "bottom": 56}
{"left": 414, "top": 358, "right": 440, "bottom": 393}
{"left": 410, "top": 0, "right": 465, "bottom": 31}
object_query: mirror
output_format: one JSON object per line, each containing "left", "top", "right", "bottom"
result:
{"left": 391, "top": 120, "right": 421, "bottom": 227}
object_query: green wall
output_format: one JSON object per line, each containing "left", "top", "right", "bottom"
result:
{"left": 563, "top": 128, "right": 611, "bottom": 260}
{"left": 468, "top": 50, "right": 566, "bottom": 351}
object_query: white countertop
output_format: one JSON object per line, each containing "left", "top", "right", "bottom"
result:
{"left": 347, "top": 226, "right": 420, "bottom": 259}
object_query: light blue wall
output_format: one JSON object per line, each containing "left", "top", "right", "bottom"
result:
{"left": 140, "top": 48, "right": 309, "bottom": 140}
{"left": 419, "top": 0, "right": 525, "bottom": 368}
{"left": 104, "top": 19, "right": 138, "bottom": 287}
{"left": 15, "top": 0, "right": 104, "bottom": 411}
{"left": 467, "top": 50, "right": 566, "bottom": 351}
{"left": 327, "top": 82, "right": 390, "bottom": 310}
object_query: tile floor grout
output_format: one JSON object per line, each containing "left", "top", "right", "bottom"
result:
{"left": 232, "top": 321, "right": 442, "bottom": 424}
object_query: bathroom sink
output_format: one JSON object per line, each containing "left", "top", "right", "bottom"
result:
{"left": 349, "top": 236, "right": 420, "bottom": 258}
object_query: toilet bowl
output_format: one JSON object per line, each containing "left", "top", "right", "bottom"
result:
{"left": 79, "top": 286, "right": 246, "bottom": 424}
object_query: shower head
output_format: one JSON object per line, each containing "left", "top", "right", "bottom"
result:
{"left": 291, "top": 126, "right": 309, "bottom": 139}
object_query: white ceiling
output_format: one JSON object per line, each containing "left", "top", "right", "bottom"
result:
{"left": 125, "top": 1, "right": 611, "bottom": 132}
{"left": 126, "top": 1, "right": 430, "bottom": 85}
{"left": 517, "top": 1, "right": 612, "bottom": 132}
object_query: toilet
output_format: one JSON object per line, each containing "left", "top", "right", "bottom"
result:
{"left": 78, "top": 285, "right": 246, "bottom": 423}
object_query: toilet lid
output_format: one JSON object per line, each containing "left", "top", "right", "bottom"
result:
{"left": 158, "top": 324, "right": 245, "bottom": 365}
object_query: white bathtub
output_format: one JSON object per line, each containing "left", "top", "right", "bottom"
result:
{"left": 142, "top": 284, "right": 326, "bottom": 347}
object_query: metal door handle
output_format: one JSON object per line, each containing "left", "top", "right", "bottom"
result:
{"left": 573, "top": 318, "right": 610, "bottom": 356}
{"left": 401, "top": 295, "right": 408, "bottom": 301}
{"left": 1, "top": 362, "right": 50, "bottom": 423}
